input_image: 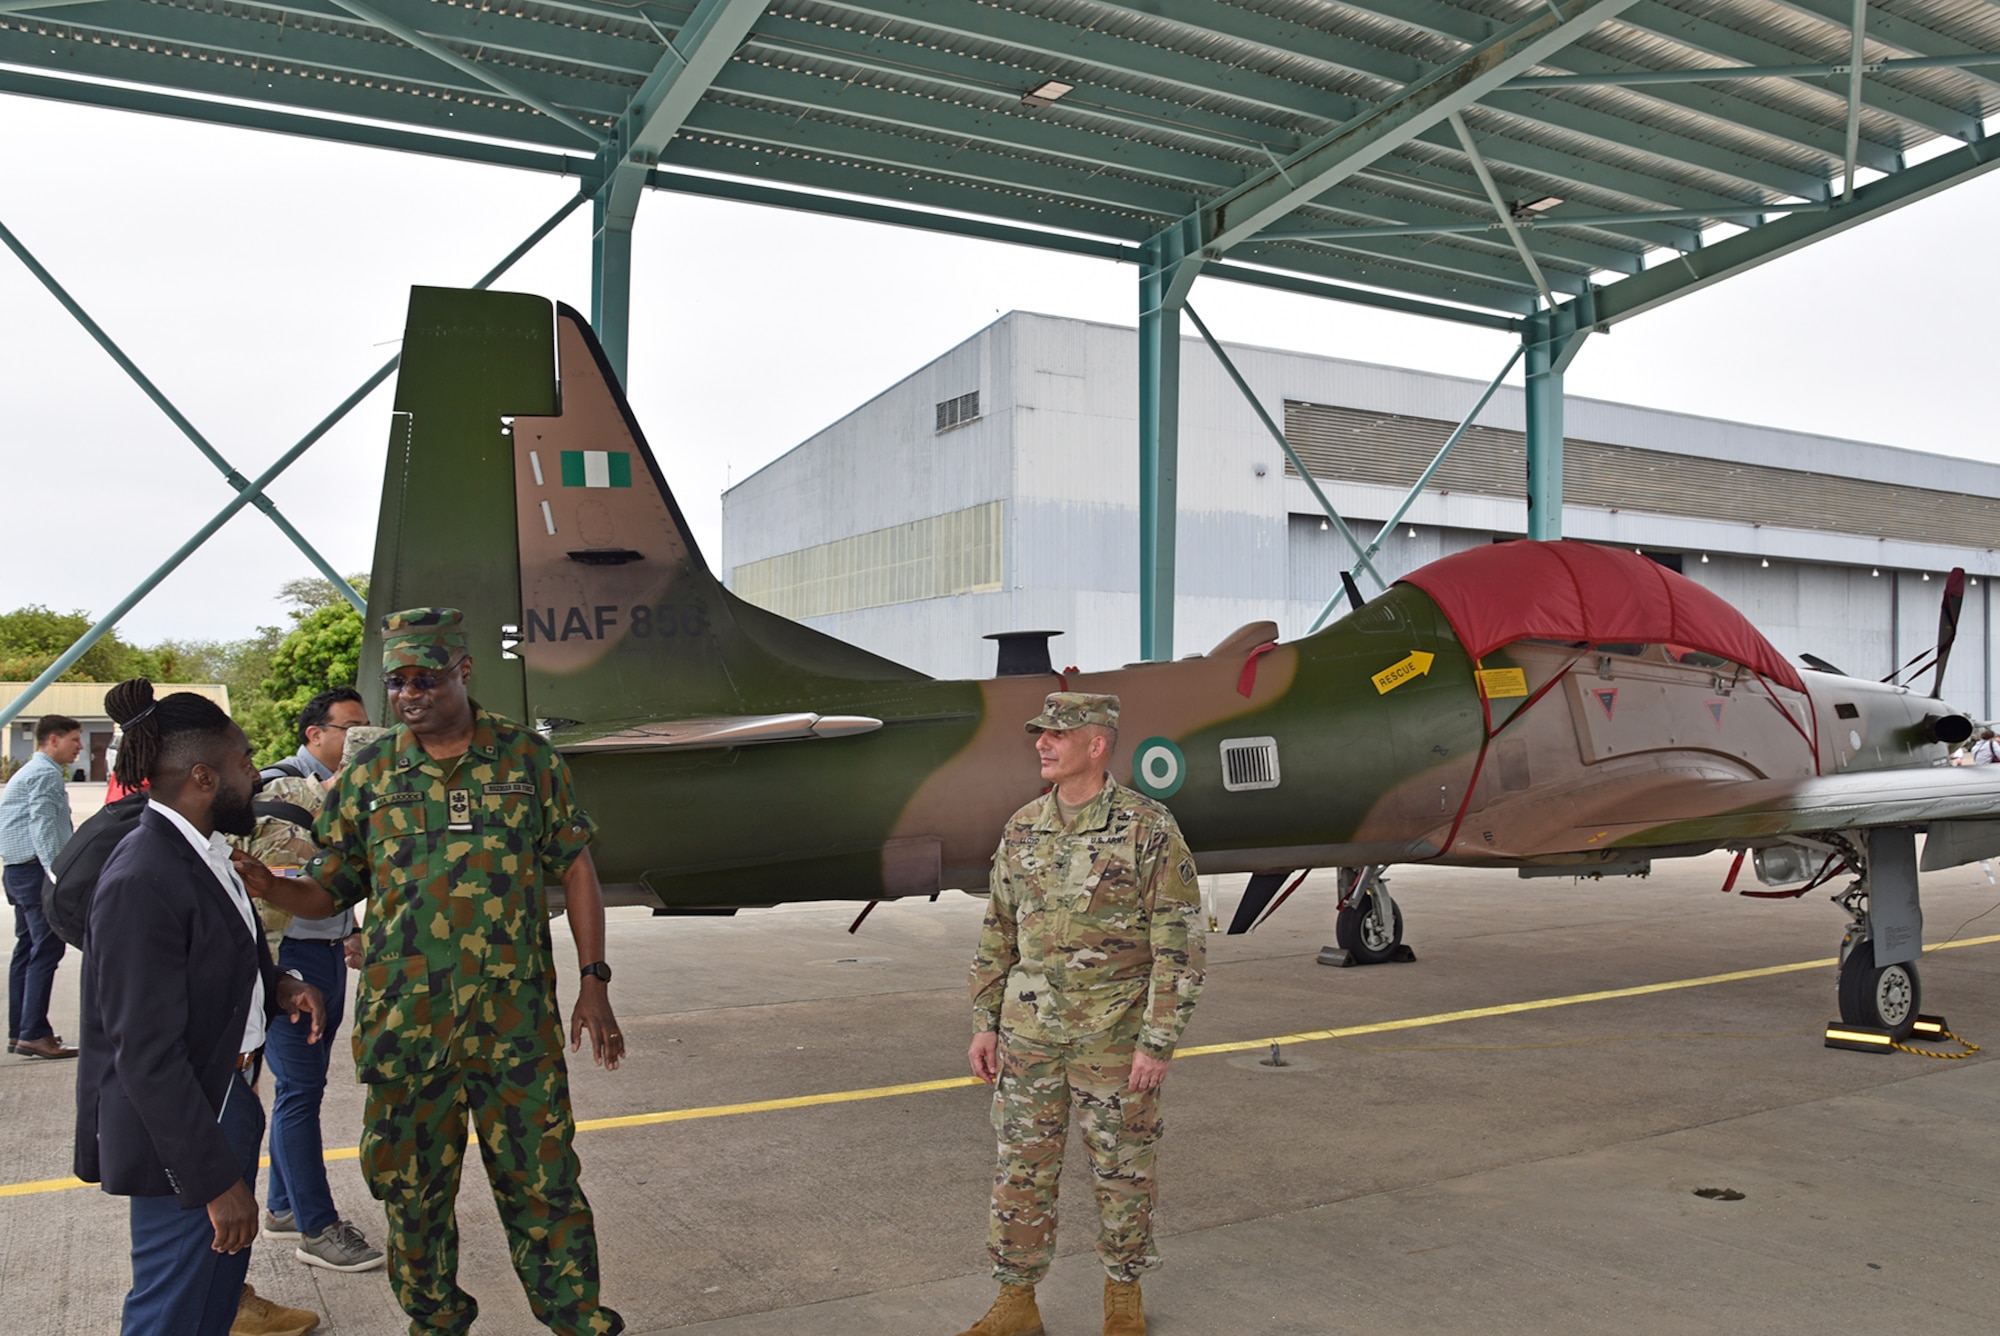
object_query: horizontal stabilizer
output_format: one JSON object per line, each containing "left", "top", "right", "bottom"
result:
{"left": 555, "top": 713, "right": 883, "bottom": 754}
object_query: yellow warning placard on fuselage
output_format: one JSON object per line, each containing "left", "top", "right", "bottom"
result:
{"left": 1371, "top": 651, "right": 1435, "bottom": 694}
{"left": 1477, "top": 667, "right": 1529, "bottom": 698}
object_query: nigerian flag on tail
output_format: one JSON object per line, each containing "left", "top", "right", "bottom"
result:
{"left": 560, "top": 450, "right": 632, "bottom": 488}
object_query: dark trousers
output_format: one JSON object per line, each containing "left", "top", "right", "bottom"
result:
{"left": 122, "top": 1072, "right": 264, "bottom": 1336}
{"left": 265, "top": 937, "right": 347, "bottom": 1234}
{"left": 5, "top": 859, "right": 64, "bottom": 1043}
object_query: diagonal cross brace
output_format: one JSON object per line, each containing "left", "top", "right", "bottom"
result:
{"left": 0, "top": 191, "right": 589, "bottom": 735}
{"left": 1194, "top": 0, "right": 1642, "bottom": 258}
{"left": 0, "top": 215, "right": 364, "bottom": 613}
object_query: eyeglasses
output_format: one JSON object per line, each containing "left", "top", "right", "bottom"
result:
{"left": 381, "top": 658, "right": 465, "bottom": 694}
{"left": 315, "top": 721, "right": 365, "bottom": 732}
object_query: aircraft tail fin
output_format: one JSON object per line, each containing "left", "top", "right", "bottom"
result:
{"left": 364, "top": 288, "right": 924, "bottom": 730}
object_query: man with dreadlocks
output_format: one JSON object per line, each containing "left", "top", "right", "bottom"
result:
{"left": 75, "top": 679, "right": 327, "bottom": 1336}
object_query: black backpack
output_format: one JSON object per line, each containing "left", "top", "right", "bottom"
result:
{"left": 45, "top": 793, "right": 318, "bottom": 947}
{"left": 46, "top": 791, "right": 148, "bottom": 948}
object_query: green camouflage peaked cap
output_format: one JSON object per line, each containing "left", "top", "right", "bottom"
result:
{"left": 1024, "top": 691, "right": 1120, "bottom": 734}
{"left": 380, "top": 607, "right": 468, "bottom": 671}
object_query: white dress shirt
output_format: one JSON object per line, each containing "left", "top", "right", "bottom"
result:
{"left": 150, "top": 800, "right": 267, "bottom": 1054}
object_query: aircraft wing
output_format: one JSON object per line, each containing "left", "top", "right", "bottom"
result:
{"left": 1500, "top": 765, "right": 2000, "bottom": 870}
{"left": 553, "top": 713, "right": 883, "bottom": 754}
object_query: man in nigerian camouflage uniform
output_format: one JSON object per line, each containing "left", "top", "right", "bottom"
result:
{"left": 246, "top": 608, "right": 626, "bottom": 1336}
{"left": 957, "top": 692, "right": 1206, "bottom": 1336}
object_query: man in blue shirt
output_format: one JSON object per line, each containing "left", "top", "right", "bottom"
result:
{"left": 258, "top": 687, "right": 367, "bottom": 785}
{"left": 1, "top": 713, "right": 83, "bottom": 1059}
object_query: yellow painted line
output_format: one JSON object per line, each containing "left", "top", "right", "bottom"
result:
{"left": 9, "top": 931, "right": 1999, "bottom": 1202}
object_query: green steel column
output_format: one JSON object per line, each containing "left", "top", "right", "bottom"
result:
{"left": 1138, "top": 251, "right": 1182, "bottom": 663}
{"left": 591, "top": 188, "right": 634, "bottom": 385}
{"left": 1522, "top": 312, "right": 1588, "bottom": 542}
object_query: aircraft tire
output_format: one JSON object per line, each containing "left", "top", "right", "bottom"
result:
{"left": 1335, "top": 893, "right": 1404, "bottom": 965}
{"left": 1837, "top": 939, "right": 1920, "bottom": 1039}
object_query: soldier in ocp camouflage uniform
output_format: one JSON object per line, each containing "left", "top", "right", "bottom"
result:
{"left": 956, "top": 693, "right": 1206, "bottom": 1336}
{"left": 249, "top": 608, "right": 626, "bottom": 1336}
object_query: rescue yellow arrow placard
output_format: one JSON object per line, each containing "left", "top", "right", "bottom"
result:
{"left": 1372, "top": 650, "right": 1435, "bottom": 694}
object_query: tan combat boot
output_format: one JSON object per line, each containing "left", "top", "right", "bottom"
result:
{"left": 1103, "top": 1277, "right": 1146, "bottom": 1336}
{"left": 230, "top": 1284, "right": 320, "bottom": 1336}
{"left": 953, "top": 1283, "right": 1045, "bottom": 1336}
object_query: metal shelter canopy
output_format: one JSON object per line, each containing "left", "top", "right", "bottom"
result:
{"left": 4, "top": 0, "right": 2000, "bottom": 664}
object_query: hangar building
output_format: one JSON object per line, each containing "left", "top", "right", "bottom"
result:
{"left": 720, "top": 312, "right": 2000, "bottom": 714}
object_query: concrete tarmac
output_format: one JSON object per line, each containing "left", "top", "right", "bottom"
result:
{"left": 6, "top": 854, "right": 2000, "bottom": 1333}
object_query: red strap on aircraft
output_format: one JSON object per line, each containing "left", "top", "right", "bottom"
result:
{"left": 1433, "top": 652, "right": 1589, "bottom": 860}
{"left": 1237, "top": 642, "right": 1277, "bottom": 698}
{"left": 1720, "top": 849, "right": 1746, "bottom": 894}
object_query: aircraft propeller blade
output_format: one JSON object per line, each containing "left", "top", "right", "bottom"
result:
{"left": 1340, "top": 571, "right": 1365, "bottom": 613}
{"left": 1227, "top": 871, "right": 1294, "bottom": 934}
{"left": 1931, "top": 568, "right": 1967, "bottom": 698}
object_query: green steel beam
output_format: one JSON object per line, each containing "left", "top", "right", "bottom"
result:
{"left": 0, "top": 189, "right": 587, "bottom": 736}
{"left": 592, "top": 0, "right": 768, "bottom": 378}
{"left": 1200, "top": 261, "right": 1522, "bottom": 332}
{"left": 1091, "top": 0, "right": 1836, "bottom": 204}
{"left": 321, "top": 0, "right": 604, "bottom": 144}
{"left": 1268, "top": 202, "right": 1830, "bottom": 241}
{"left": 716, "top": 55, "right": 1647, "bottom": 275}
{"left": 1194, "top": 0, "right": 1644, "bottom": 257}
{"left": 0, "top": 213, "right": 363, "bottom": 612}
{"left": 643, "top": 165, "right": 1138, "bottom": 260}
{"left": 289, "top": 0, "right": 660, "bottom": 81}
{"left": 1589, "top": 131, "right": 2000, "bottom": 327}
{"left": 0, "top": 0, "right": 103, "bottom": 10}
{"left": 1631, "top": 0, "right": 1988, "bottom": 139}
{"left": 1505, "top": 50, "right": 2000, "bottom": 90}
{"left": 747, "top": 5, "right": 1708, "bottom": 247}
{"left": 1099, "top": 0, "right": 1893, "bottom": 178}
{"left": 0, "top": 67, "right": 593, "bottom": 174}
{"left": 1841, "top": 0, "right": 1867, "bottom": 202}
{"left": 1772, "top": 0, "right": 2000, "bottom": 101}
{"left": 1449, "top": 111, "right": 1557, "bottom": 309}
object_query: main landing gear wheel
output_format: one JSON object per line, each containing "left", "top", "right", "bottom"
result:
{"left": 1335, "top": 892, "right": 1404, "bottom": 965}
{"left": 1838, "top": 938, "right": 1921, "bottom": 1039}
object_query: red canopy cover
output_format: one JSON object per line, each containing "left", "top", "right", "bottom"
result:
{"left": 1398, "top": 540, "right": 1807, "bottom": 694}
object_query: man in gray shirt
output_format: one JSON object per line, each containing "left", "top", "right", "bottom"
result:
{"left": 1, "top": 713, "right": 83, "bottom": 1058}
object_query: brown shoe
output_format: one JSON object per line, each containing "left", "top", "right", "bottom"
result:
{"left": 15, "top": 1036, "right": 77, "bottom": 1059}
{"left": 1104, "top": 1277, "right": 1146, "bottom": 1336}
{"left": 230, "top": 1284, "right": 319, "bottom": 1336}
{"left": 954, "top": 1283, "right": 1044, "bottom": 1336}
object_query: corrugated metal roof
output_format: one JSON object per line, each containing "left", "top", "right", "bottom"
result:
{"left": 3, "top": 0, "right": 1997, "bottom": 321}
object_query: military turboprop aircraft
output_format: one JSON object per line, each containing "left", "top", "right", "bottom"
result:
{"left": 363, "top": 286, "right": 2000, "bottom": 1042}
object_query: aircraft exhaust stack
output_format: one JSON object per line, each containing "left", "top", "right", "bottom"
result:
{"left": 984, "top": 630, "right": 1062, "bottom": 676}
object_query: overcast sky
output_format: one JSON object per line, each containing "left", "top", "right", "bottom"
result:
{"left": 5, "top": 94, "right": 1999, "bottom": 649}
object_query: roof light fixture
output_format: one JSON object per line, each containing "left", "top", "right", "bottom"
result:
{"left": 1512, "top": 195, "right": 1563, "bottom": 218}
{"left": 1761, "top": 558, "right": 1769, "bottom": 568}
{"left": 1700, "top": 553, "right": 1709, "bottom": 563}
{"left": 1022, "top": 79, "right": 1074, "bottom": 108}
{"left": 1407, "top": 526, "right": 1417, "bottom": 538}
{"left": 1923, "top": 571, "right": 1931, "bottom": 581}
{"left": 1872, "top": 568, "right": 1880, "bottom": 577}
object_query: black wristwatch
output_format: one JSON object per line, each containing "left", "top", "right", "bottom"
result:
{"left": 580, "top": 961, "right": 612, "bottom": 984}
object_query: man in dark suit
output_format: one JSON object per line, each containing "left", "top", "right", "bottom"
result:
{"left": 76, "top": 682, "right": 326, "bottom": 1336}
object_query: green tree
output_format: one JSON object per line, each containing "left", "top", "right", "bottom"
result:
{"left": 249, "top": 601, "right": 367, "bottom": 766}
{"left": 0, "top": 606, "right": 158, "bottom": 682}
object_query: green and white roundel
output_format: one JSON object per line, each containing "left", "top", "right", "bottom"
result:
{"left": 1133, "top": 736, "right": 1186, "bottom": 799}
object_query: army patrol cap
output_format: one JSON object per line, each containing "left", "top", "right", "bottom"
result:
{"left": 380, "top": 607, "right": 468, "bottom": 671}
{"left": 1024, "top": 692, "right": 1120, "bottom": 734}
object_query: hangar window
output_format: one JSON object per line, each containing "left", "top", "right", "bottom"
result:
{"left": 935, "top": 391, "right": 980, "bottom": 433}
{"left": 1220, "top": 737, "right": 1281, "bottom": 792}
